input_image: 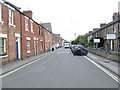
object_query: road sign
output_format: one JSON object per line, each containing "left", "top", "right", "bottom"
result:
{"left": 94, "top": 39, "right": 100, "bottom": 43}
{"left": 107, "top": 34, "right": 116, "bottom": 40}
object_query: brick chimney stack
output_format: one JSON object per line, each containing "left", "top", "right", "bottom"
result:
{"left": 23, "top": 10, "right": 33, "bottom": 19}
{"left": 112, "top": 12, "right": 120, "bottom": 21}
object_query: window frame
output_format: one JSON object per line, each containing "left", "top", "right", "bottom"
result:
{"left": 30, "top": 20, "right": 34, "bottom": 33}
{"left": 25, "top": 16, "right": 29, "bottom": 32}
{"left": 119, "top": 22, "right": 120, "bottom": 32}
{"left": 27, "top": 40, "right": 31, "bottom": 53}
{"left": 0, "top": 3, "right": 2, "bottom": 22}
{"left": 113, "top": 24, "right": 117, "bottom": 33}
{"left": 0, "top": 37, "right": 7, "bottom": 56}
{"left": 9, "top": 8, "right": 14, "bottom": 25}
{"left": 38, "top": 26, "right": 41, "bottom": 36}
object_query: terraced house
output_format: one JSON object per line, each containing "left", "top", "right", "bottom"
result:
{"left": 0, "top": 0, "right": 53, "bottom": 64}
{"left": 87, "top": 13, "right": 120, "bottom": 61}
{"left": 0, "top": 0, "right": 21, "bottom": 64}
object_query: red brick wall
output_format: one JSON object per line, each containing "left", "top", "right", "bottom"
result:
{"left": 0, "top": 3, "right": 21, "bottom": 63}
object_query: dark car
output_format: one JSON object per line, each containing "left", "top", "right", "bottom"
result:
{"left": 72, "top": 45, "right": 88, "bottom": 56}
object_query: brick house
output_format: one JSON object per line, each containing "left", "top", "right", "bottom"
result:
{"left": 21, "top": 10, "right": 46, "bottom": 59}
{"left": 0, "top": 0, "right": 46, "bottom": 64}
{"left": 43, "top": 23, "right": 53, "bottom": 52}
{"left": 52, "top": 34, "right": 62, "bottom": 48}
{"left": 0, "top": 0, "right": 21, "bottom": 64}
{"left": 44, "top": 29, "right": 52, "bottom": 52}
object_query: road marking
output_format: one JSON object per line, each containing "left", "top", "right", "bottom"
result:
{"left": 57, "top": 51, "right": 70, "bottom": 54}
{"left": 0, "top": 52, "right": 54, "bottom": 78}
{"left": 84, "top": 56, "right": 120, "bottom": 83}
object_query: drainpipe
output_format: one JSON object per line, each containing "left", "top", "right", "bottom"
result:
{"left": 20, "top": 13, "right": 23, "bottom": 60}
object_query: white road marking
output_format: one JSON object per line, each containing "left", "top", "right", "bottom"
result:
{"left": 57, "top": 51, "right": 70, "bottom": 54}
{"left": 84, "top": 56, "right": 120, "bottom": 83}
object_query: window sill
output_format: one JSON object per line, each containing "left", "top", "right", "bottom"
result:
{"left": 9, "top": 23, "right": 16, "bottom": 27}
{"left": 26, "top": 30, "right": 29, "bottom": 32}
{"left": 27, "top": 51, "right": 31, "bottom": 54}
{"left": 0, "top": 55, "right": 8, "bottom": 59}
{"left": 0, "top": 21, "right": 4, "bottom": 25}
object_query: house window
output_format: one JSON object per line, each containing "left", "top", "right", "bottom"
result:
{"left": 113, "top": 24, "right": 116, "bottom": 33}
{"left": 0, "top": 3, "right": 2, "bottom": 22}
{"left": 119, "top": 22, "right": 120, "bottom": 32}
{"left": 27, "top": 40, "right": 30, "bottom": 53}
{"left": 31, "top": 20, "right": 34, "bottom": 32}
{"left": 0, "top": 38, "right": 6, "bottom": 56}
{"left": 9, "top": 8, "right": 14, "bottom": 25}
{"left": 38, "top": 26, "right": 41, "bottom": 36}
{"left": 25, "top": 18, "right": 29, "bottom": 31}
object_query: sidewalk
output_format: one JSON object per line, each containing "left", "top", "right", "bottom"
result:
{"left": 87, "top": 52, "right": 120, "bottom": 76}
{"left": 1, "top": 51, "right": 50, "bottom": 75}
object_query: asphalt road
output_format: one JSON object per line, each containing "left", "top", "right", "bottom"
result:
{"left": 2, "top": 48, "right": 118, "bottom": 88}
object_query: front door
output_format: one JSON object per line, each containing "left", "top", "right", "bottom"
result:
{"left": 16, "top": 38, "right": 19, "bottom": 60}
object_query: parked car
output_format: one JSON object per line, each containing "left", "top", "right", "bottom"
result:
{"left": 71, "top": 45, "right": 88, "bottom": 56}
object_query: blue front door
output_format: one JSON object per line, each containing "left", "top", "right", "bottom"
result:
{"left": 16, "top": 41, "right": 19, "bottom": 60}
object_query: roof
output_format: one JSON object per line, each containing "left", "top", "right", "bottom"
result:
{"left": 87, "top": 19, "right": 120, "bottom": 36}
{"left": 3, "top": 0, "right": 52, "bottom": 33}
{"left": 4, "top": 0, "right": 21, "bottom": 10}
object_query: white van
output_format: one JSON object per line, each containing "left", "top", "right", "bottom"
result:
{"left": 64, "top": 43, "right": 70, "bottom": 48}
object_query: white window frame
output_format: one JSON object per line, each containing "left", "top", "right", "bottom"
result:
{"left": 113, "top": 24, "right": 116, "bottom": 33}
{"left": 0, "top": 3, "right": 2, "bottom": 22}
{"left": 9, "top": 8, "right": 14, "bottom": 26}
{"left": 25, "top": 16, "right": 29, "bottom": 32}
{"left": 0, "top": 34, "right": 7, "bottom": 57}
{"left": 27, "top": 40, "right": 31, "bottom": 53}
{"left": 26, "top": 37, "right": 31, "bottom": 53}
{"left": 30, "top": 20, "right": 34, "bottom": 33}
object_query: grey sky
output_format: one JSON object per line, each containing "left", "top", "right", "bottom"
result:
{"left": 8, "top": 0, "right": 119, "bottom": 41}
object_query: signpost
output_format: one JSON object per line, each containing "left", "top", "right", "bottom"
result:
{"left": 106, "top": 34, "right": 116, "bottom": 51}
{"left": 94, "top": 39, "right": 100, "bottom": 48}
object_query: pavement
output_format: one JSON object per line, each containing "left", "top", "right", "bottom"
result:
{"left": 87, "top": 52, "right": 120, "bottom": 76}
{"left": 1, "top": 48, "right": 120, "bottom": 77}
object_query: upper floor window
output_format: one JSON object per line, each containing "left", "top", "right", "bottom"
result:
{"left": 25, "top": 17, "right": 29, "bottom": 31}
{"left": 30, "top": 20, "right": 34, "bottom": 32}
{"left": 113, "top": 24, "right": 116, "bottom": 33}
{"left": 0, "top": 3, "right": 2, "bottom": 22}
{"left": 9, "top": 8, "right": 14, "bottom": 25}
{"left": 38, "top": 26, "right": 41, "bottom": 36}
{"left": 119, "top": 22, "right": 120, "bottom": 32}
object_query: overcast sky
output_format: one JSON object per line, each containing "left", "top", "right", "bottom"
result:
{"left": 8, "top": 0, "right": 119, "bottom": 41}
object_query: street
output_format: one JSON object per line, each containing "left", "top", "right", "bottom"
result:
{"left": 2, "top": 48, "right": 118, "bottom": 88}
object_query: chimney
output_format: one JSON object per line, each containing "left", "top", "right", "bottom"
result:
{"left": 100, "top": 23, "right": 106, "bottom": 28}
{"left": 93, "top": 28, "right": 98, "bottom": 31}
{"left": 23, "top": 10, "right": 33, "bottom": 19}
{"left": 112, "top": 12, "right": 120, "bottom": 21}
